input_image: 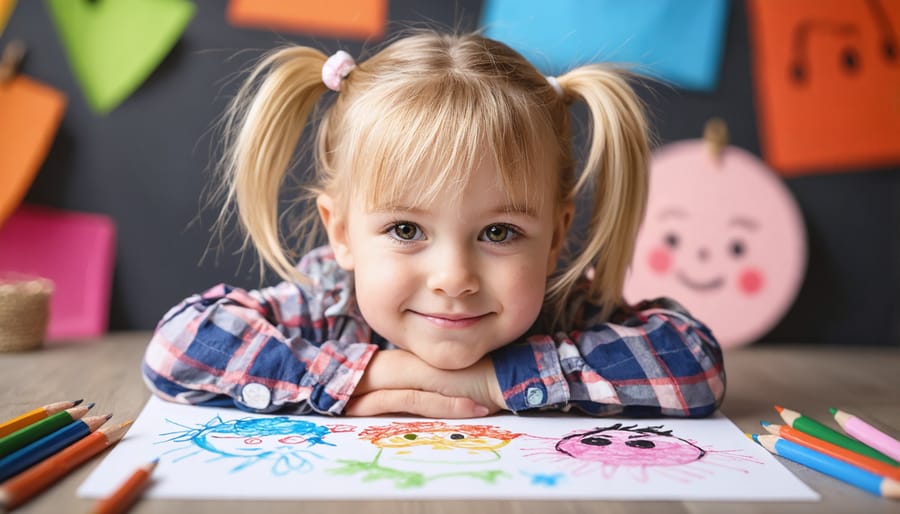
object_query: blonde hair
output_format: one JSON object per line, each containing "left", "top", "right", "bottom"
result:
{"left": 217, "top": 30, "right": 648, "bottom": 325}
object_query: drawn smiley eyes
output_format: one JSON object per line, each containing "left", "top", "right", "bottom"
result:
{"left": 580, "top": 436, "right": 656, "bottom": 449}
{"left": 402, "top": 432, "right": 467, "bottom": 440}
{"left": 662, "top": 232, "right": 746, "bottom": 259}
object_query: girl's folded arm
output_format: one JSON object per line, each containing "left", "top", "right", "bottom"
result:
{"left": 141, "top": 281, "right": 378, "bottom": 415}
{"left": 491, "top": 297, "right": 726, "bottom": 417}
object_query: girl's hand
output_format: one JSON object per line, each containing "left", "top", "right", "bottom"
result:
{"left": 345, "top": 349, "right": 506, "bottom": 418}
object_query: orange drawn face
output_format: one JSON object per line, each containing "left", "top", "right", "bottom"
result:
{"left": 748, "top": 0, "right": 900, "bottom": 174}
{"left": 624, "top": 142, "right": 806, "bottom": 348}
{"left": 357, "top": 421, "right": 521, "bottom": 466}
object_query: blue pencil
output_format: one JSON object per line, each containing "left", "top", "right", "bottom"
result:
{"left": 0, "top": 414, "right": 110, "bottom": 482}
{"left": 751, "top": 433, "right": 900, "bottom": 499}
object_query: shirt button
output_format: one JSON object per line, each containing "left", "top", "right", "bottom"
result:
{"left": 525, "top": 386, "right": 545, "bottom": 407}
{"left": 241, "top": 383, "right": 272, "bottom": 409}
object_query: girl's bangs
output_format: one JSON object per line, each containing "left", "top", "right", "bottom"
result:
{"left": 343, "top": 77, "right": 554, "bottom": 213}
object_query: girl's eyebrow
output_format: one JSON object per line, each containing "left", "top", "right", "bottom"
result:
{"left": 369, "top": 204, "right": 425, "bottom": 215}
{"left": 487, "top": 204, "right": 538, "bottom": 218}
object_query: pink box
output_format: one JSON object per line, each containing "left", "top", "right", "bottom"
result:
{"left": 0, "top": 205, "right": 116, "bottom": 341}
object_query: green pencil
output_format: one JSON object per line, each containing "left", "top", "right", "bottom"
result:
{"left": 775, "top": 405, "right": 899, "bottom": 467}
{"left": 0, "top": 403, "right": 93, "bottom": 458}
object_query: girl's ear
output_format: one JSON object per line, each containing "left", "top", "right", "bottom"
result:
{"left": 547, "top": 202, "right": 575, "bottom": 275}
{"left": 316, "top": 194, "right": 354, "bottom": 270}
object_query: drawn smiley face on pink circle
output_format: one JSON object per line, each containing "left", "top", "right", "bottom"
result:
{"left": 624, "top": 141, "right": 806, "bottom": 348}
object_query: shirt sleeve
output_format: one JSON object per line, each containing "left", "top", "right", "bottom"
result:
{"left": 141, "top": 275, "right": 378, "bottom": 415}
{"left": 490, "top": 297, "right": 725, "bottom": 418}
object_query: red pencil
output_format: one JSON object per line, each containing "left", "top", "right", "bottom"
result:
{"left": 0, "top": 421, "right": 132, "bottom": 510}
{"left": 92, "top": 458, "right": 158, "bottom": 514}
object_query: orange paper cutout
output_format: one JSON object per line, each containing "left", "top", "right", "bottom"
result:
{"left": 0, "top": 0, "right": 16, "bottom": 36}
{"left": 747, "top": 0, "right": 900, "bottom": 176}
{"left": 227, "top": 0, "right": 387, "bottom": 40}
{"left": 0, "top": 76, "right": 67, "bottom": 227}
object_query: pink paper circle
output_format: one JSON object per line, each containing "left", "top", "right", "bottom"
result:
{"left": 624, "top": 141, "right": 807, "bottom": 349}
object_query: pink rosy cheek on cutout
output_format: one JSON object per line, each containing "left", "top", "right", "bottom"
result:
{"left": 738, "top": 268, "right": 764, "bottom": 295}
{"left": 648, "top": 247, "right": 672, "bottom": 274}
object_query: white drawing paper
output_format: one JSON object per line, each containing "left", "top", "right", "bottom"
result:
{"left": 78, "top": 397, "right": 819, "bottom": 501}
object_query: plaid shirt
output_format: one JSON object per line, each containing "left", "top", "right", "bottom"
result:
{"left": 143, "top": 246, "right": 725, "bottom": 417}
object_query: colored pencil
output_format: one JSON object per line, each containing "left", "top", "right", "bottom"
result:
{"left": 0, "top": 403, "right": 93, "bottom": 459}
{"left": 775, "top": 405, "right": 899, "bottom": 466}
{"left": 762, "top": 421, "right": 900, "bottom": 480}
{"left": 0, "top": 421, "right": 133, "bottom": 511}
{"left": 0, "top": 414, "right": 110, "bottom": 482}
{"left": 0, "top": 399, "right": 83, "bottom": 438}
{"left": 751, "top": 433, "right": 900, "bottom": 498}
{"left": 832, "top": 408, "right": 900, "bottom": 463}
{"left": 92, "top": 458, "right": 158, "bottom": 514}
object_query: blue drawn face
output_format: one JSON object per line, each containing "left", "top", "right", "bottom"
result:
{"left": 159, "top": 415, "right": 335, "bottom": 475}
{"left": 193, "top": 417, "right": 331, "bottom": 457}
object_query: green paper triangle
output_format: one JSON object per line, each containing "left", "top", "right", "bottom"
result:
{"left": 46, "top": 0, "right": 195, "bottom": 114}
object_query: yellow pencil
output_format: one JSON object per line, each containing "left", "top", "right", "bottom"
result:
{"left": 0, "top": 399, "right": 83, "bottom": 438}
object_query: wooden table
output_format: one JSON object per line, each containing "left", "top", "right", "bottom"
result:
{"left": 1, "top": 333, "right": 899, "bottom": 513}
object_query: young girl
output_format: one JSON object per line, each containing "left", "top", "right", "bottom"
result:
{"left": 142, "top": 31, "right": 725, "bottom": 419}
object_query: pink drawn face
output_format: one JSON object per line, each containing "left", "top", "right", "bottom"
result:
{"left": 624, "top": 141, "right": 806, "bottom": 348}
{"left": 554, "top": 424, "right": 705, "bottom": 467}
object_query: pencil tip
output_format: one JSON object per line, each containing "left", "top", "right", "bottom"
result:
{"left": 773, "top": 405, "right": 783, "bottom": 413}
{"left": 122, "top": 420, "right": 135, "bottom": 429}
{"left": 72, "top": 399, "right": 84, "bottom": 406}
{"left": 151, "top": 457, "right": 160, "bottom": 464}
{"left": 104, "top": 414, "right": 113, "bottom": 420}
{"left": 86, "top": 402, "right": 96, "bottom": 410}
{"left": 829, "top": 407, "right": 837, "bottom": 415}
{"left": 760, "top": 420, "right": 770, "bottom": 427}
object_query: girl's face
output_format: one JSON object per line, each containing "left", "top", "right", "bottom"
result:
{"left": 320, "top": 157, "right": 570, "bottom": 370}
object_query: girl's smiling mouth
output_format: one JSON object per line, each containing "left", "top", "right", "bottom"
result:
{"left": 411, "top": 311, "right": 491, "bottom": 328}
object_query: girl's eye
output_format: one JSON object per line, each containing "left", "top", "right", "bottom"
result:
{"left": 390, "top": 222, "right": 423, "bottom": 241}
{"left": 481, "top": 224, "right": 516, "bottom": 243}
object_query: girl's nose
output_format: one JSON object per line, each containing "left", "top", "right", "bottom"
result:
{"left": 426, "top": 248, "right": 480, "bottom": 297}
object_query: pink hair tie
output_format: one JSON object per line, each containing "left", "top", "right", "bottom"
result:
{"left": 546, "top": 76, "right": 563, "bottom": 97}
{"left": 322, "top": 50, "right": 356, "bottom": 92}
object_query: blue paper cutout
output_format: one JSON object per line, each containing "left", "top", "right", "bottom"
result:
{"left": 481, "top": 0, "right": 730, "bottom": 92}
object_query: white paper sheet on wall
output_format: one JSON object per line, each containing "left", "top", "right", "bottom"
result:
{"left": 78, "top": 397, "right": 819, "bottom": 501}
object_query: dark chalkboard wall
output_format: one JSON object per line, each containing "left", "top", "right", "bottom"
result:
{"left": 3, "top": 1, "right": 898, "bottom": 345}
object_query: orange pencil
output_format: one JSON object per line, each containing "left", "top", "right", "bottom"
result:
{"left": 92, "top": 458, "right": 158, "bottom": 514}
{"left": 762, "top": 421, "right": 900, "bottom": 480}
{"left": 0, "top": 399, "right": 83, "bottom": 438}
{"left": 0, "top": 421, "right": 132, "bottom": 511}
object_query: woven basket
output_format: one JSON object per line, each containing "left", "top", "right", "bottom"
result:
{"left": 0, "top": 275, "right": 53, "bottom": 352}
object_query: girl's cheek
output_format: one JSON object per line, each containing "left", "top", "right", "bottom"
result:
{"left": 648, "top": 247, "right": 672, "bottom": 274}
{"left": 738, "top": 267, "right": 764, "bottom": 295}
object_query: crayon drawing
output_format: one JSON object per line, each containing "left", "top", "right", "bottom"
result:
{"left": 78, "top": 397, "right": 820, "bottom": 501}
{"left": 520, "top": 423, "right": 762, "bottom": 483}
{"left": 156, "top": 414, "right": 338, "bottom": 476}
{"left": 329, "top": 421, "right": 521, "bottom": 488}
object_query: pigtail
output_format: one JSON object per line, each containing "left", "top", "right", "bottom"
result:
{"left": 549, "top": 66, "right": 650, "bottom": 322}
{"left": 217, "top": 47, "right": 329, "bottom": 283}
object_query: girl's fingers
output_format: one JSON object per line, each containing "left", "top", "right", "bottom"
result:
{"left": 344, "top": 390, "right": 490, "bottom": 418}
